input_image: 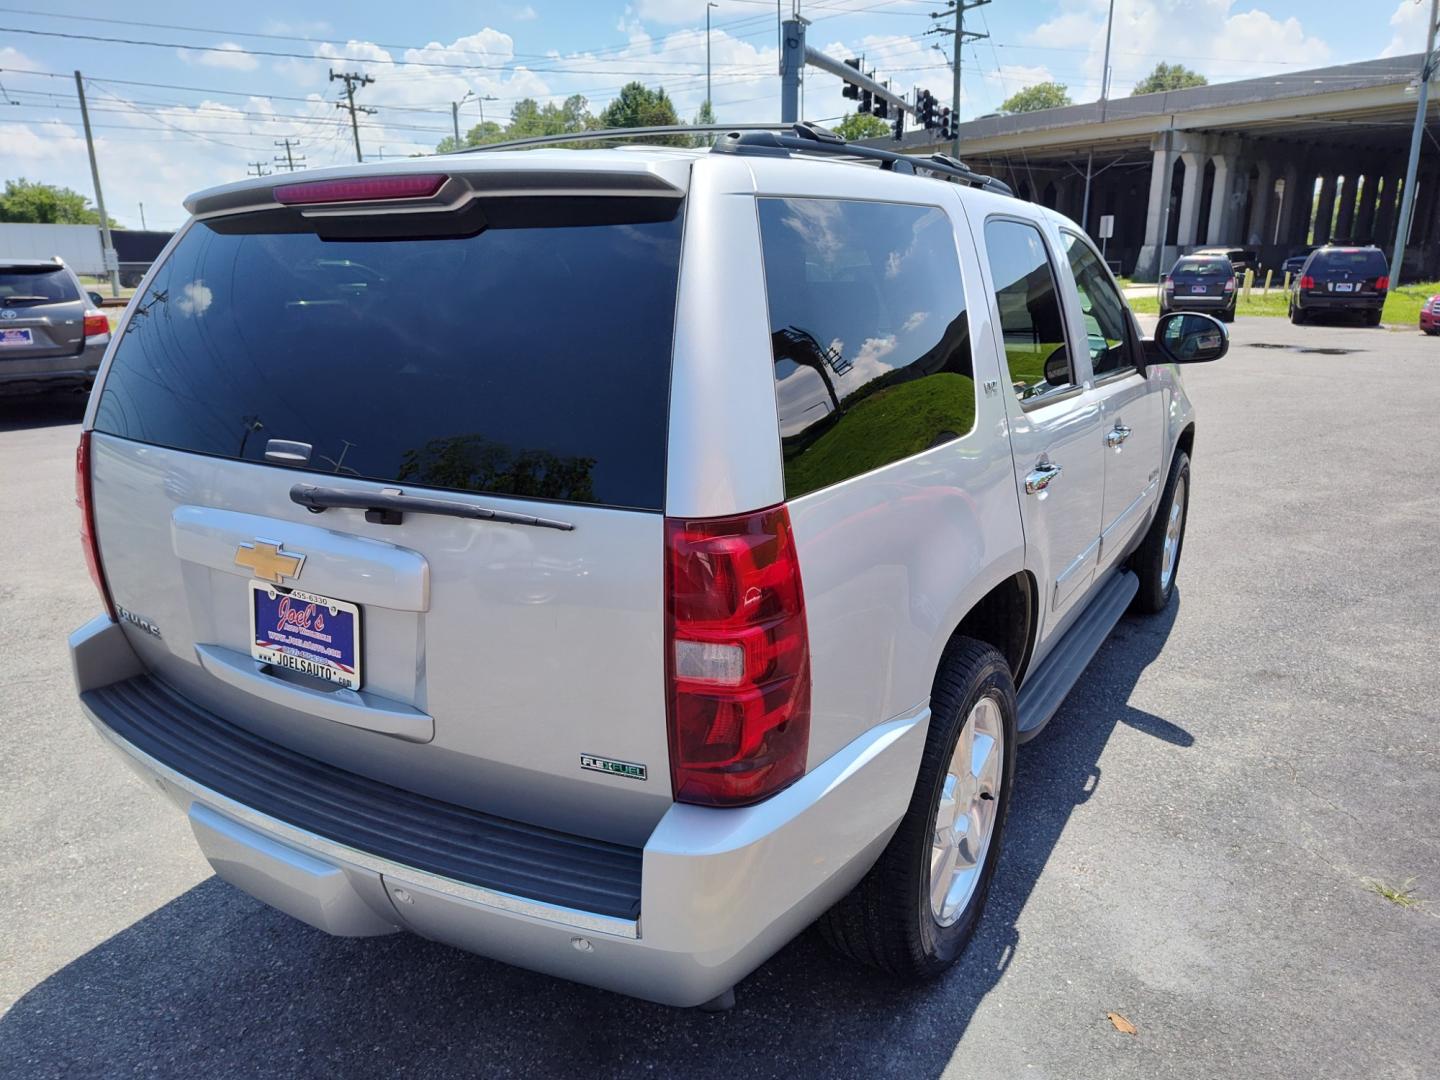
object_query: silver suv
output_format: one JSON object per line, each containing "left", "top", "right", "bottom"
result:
{"left": 0, "top": 257, "right": 110, "bottom": 395}
{"left": 69, "top": 127, "right": 1225, "bottom": 1009}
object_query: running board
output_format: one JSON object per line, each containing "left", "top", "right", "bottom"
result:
{"left": 1015, "top": 569, "right": 1139, "bottom": 742}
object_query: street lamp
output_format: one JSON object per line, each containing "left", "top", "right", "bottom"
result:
{"left": 706, "top": 2, "right": 719, "bottom": 116}
{"left": 452, "top": 90, "right": 475, "bottom": 144}
{"left": 477, "top": 92, "right": 498, "bottom": 126}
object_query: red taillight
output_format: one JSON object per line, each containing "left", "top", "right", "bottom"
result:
{"left": 273, "top": 173, "right": 447, "bottom": 205}
{"left": 665, "top": 505, "right": 811, "bottom": 807}
{"left": 76, "top": 432, "right": 116, "bottom": 620}
{"left": 1300, "top": 275, "right": 1315, "bottom": 290}
{"left": 83, "top": 312, "right": 109, "bottom": 337}
{"left": 1376, "top": 275, "right": 1390, "bottom": 292}
{"left": 1224, "top": 277, "right": 1236, "bottom": 293}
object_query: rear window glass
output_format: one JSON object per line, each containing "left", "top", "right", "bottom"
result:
{"left": 94, "top": 198, "right": 683, "bottom": 510}
{"left": 0, "top": 267, "right": 78, "bottom": 305}
{"left": 758, "top": 197, "right": 974, "bottom": 499}
{"left": 1312, "top": 249, "right": 1388, "bottom": 274}
{"left": 1175, "top": 260, "right": 1230, "bottom": 275}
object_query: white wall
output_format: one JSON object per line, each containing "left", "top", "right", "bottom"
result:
{"left": 0, "top": 223, "right": 105, "bottom": 275}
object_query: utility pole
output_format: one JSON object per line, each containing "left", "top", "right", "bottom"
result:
{"left": 273, "top": 137, "right": 304, "bottom": 172}
{"left": 330, "top": 69, "right": 376, "bottom": 163}
{"left": 1081, "top": 0, "right": 1117, "bottom": 230}
{"left": 247, "top": 161, "right": 272, "bottom": 178}
{"left": 477, "top": 93, "right": 497, "bottom": 126}
{"left": 706, "top": 2, "right": 719, "bottom": 114}
{"left": 1392, "top": 0, "right": 1440, "bottom": 285}
{"left": 73, "top": 71, "right": 120, "bottom": 298}
{"left": 929, "top": 0, "right": 989, "bottom": 155}
{"left": 138, "top": 202, "right": 146, "bottom": 230}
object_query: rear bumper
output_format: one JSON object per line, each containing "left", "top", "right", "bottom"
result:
{"left": 1296, "top": 294, "right": 1384, "bottom": 313}
{"left": 1163, "top": 294, "right": 1231, "bottom": 311}
{"left": 70, "top": 616, "right": 926, "bottom": 1006}
{"left": 0, "top": 339, "right": 106, "bottom": 394}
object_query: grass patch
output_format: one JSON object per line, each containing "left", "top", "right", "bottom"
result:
{"left": 1364, "top": 877, "right": 1424, "bottom": 909}
{"left": 1126, "top": 280, "right": 1440, "bottom": 324}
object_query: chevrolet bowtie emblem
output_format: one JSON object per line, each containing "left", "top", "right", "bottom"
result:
{"left": 234, "top": 539, "right": 305, "bottom": 585}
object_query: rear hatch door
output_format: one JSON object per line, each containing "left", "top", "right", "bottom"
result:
{"left": 1171, "top": 259, "right": 1229, "bottom": 298}
{"left": 1313, "top": 249, "right": 1388, "bottom": 297}
{"left": 0, "top": 264, "right": 85, "bottom": 357}
{"left": 86, "top": 175, "right": 686, "bottom": 846}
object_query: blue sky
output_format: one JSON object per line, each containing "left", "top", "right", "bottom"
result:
{"left": 1, "top": 0, "right": 1430, "bottom": 228}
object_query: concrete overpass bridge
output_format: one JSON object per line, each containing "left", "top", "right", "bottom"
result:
{"left": 884, "top": 54, "right": 1440, "bottom": 281}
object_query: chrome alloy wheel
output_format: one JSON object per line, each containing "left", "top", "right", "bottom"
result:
{"left": 1160, "top": 475, "right": 1187, "bottom": 593}
{"left": 929, "top": 695, "right": 1005, "bottom": 927}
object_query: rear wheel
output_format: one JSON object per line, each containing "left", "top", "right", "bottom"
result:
{"left": 1220, "top": 306, "right": 1235, "bottom": 323}
{"left": 820, "top": 639, "right": 1016, "bottom": 980}
{"left": 1365, "top": 309, "right": 1382, "bottom": 327}
{"left": 1131, "top": 450, "right": 1190, "bottom": 613}
{"left": 1289, "top": 300, "right": 1306, "bottom": 325}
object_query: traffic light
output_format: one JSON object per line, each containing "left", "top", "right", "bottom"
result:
{"left": 859, "top": 88, "right": 872, "bottom": 115}
{"left": 916, "top": 89, "right": 937, "bottom": 129}
{"left": 892, "top": 108, "right": 905, "bottom": 142}
{"left": 939, "top": 106, "right": 954, "bottom": 141}
{"left": 842, "top": 58, "right": 860, "bottom": 101}
{"left": 874, "top": 82, "right": 889, "bottom": 120}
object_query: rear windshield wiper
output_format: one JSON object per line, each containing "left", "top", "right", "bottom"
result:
{"left": 289, "top": 483, "right": 575, "bottom": 531}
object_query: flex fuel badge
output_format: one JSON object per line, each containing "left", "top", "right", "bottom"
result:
{"left": 580, "top": 755, "right": 647, "bottom": 782}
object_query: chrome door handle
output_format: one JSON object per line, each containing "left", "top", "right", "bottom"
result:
{"left": 1105, "top": 424, "right": 1132, "bottom": 448}
{"left": 1025, "top": 461, "right": 1063, "bottom": 494}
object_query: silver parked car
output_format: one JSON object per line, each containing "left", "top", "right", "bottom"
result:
{"left": 0, "top": 256, "right": 110, "bottom": 395}
{"left": 69, "top": 126, "right": 1225, "bottom": 1009}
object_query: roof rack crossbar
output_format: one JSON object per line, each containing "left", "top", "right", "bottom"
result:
{"left": 711, "top": 124, "right": 1013, "bottom": 195}
{"left": 445, "top": 120, "right": 1013, "bottom": 196}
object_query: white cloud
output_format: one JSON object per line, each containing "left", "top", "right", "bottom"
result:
{"left": 176, "top": 42, "right": 261, "bottom": 71}
{"left": 512, "top": 5, "right": 539, "bottom": 21}
{"left": 1028, "top": 1, "right": 1330, "bottom": 100}
{"left": 1381, "top": 0, "right": 1431, "bottom": 58}
{"left": 627, "top": 0, "right": 708, "bottom": 25}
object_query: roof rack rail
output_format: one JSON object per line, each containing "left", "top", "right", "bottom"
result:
{"left": 711, "top": 123, "right": 1013, "bottom": 195}
{"left": 449, "top": 120, "right": 1013, "bottom": 196}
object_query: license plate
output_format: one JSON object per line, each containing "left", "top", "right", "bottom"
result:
{"left": 1334, "top": 282, "right": 1354, "bottom": 293}
{"left": 1191, "top": 285, "right": 1207, "bottom": 294}
{"left": 249, "top": 581, "right": 362, "bottom": 690}
{"left": 0, "top": 328, "right": 34, "bottom": 346}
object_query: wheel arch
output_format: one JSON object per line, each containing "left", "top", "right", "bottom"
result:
{"left": 943, "top": 570, "right": 1038, "bottom": 690}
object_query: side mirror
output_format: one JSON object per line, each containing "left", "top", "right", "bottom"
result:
{"left": 1151, "top": 311, "right": 1228, "bottom": 365}
{"left": 87, "top": 291, "right": 105, "bottom": 308}
{"left": 1042, "top": 345, "right": 1070, "bottom": 386}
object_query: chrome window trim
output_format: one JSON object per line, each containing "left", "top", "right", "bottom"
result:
{"left": 87, "top": 711, "right": 641, "bottom": 940}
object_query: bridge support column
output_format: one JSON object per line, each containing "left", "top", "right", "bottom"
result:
{"left": 1274, "top": 162, "right": 1302, "bottom": 248}
{"left": 1135, "top": 142, "right": 1175, "bottom": 280}
{"left": 1353, "top": 174, "right": 1378, "bottom": 243}
{"left": 1312, "top": 173, "right": 1338, "bottom": 245}
{"left": 1175, "top": 151, "right": 1204, "bottom": 247}
{"left": 1248, "top": 160, "right": 1274, "bottom": 245}
{"left": 1334, "top": 174, "right": 1358, "bottom": 242}
{"left": 1206, "top": 155, "right": 1232, "bottom": 245}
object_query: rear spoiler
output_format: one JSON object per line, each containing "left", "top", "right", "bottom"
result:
{"left": 185, "top": 162, "right": 686, "bottom": 219}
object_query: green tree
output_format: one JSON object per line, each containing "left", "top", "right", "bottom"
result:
{"left": 834, "top": 111, "right": 890, "bottom": 140}
{"left": 434, "top": 95, "right": 594, "bottom": 153}
{"left": 1131, "top": 62, "right": 1208, "bottom": 96}
{"left": 0, "top": 178, "right": 117, "bottom": 226}
{"left": 692, "top": 99, "right": 717, "bottom": 148}
{"left": 597, "top": 82, "right": 687, "bottom": 145}
{"left": 999, "top": 81, "right": 1072, "bottom": 114}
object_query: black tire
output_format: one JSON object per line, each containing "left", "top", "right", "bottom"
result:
{"left": 1289, "top": 301, "right": 1306, "bottom": 326}
{"left": 1366, "top": 309, "right": 1382, "bottom": 328}
{"left": 1131, "top": 450, "right": 1190, "bottom": 614}
{"left": 1220, "top": 306, "right": 1235, "bottom": 323}
{"left": 819, "top": 638, "right": 1016, "bottom": 980}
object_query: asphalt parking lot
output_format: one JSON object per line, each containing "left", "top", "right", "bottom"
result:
{"left": 1, "top": 316, "right": 1437, "bottom": 1079}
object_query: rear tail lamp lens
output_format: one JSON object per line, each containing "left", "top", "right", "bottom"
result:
{"left": 1224, "top": 277, "right": 1236, "bottom": 293}
{"left": 1376, "top": 275, "right": 1390, "bottom": 291}
{"left": 1300, "top": 275, "right": 1315, "bottom": 290}
{"left": 274, "top": 173, "right": 447, "bottom": 205}
{"left": 1163, "top": 276, "right": 1173, "bottom": 291}
{"left": 665, "top": 505, "right": 811, "bottom": 807}
{"left": 83, "top": 313, "right": 109, "bottom": 337}
{"left": 75, "top": 432, "right": 116, "bottom": 620}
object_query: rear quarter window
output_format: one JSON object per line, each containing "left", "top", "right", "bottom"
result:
{"left": 93, "top": 197, "right": 684, "bottom": 510}
{"left": 757, "top": 197, "right": 975, "bottom": 499}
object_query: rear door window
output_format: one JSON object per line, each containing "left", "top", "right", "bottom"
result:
{"left": 93, "top": 197, "right": 684, "bottom": 510}
{"left": 757, "top": 197, "right": 975, "bottom": 499}
{"left": 1061, "top": 230, "right": 1135, "bottom": 378}
{"left": 0, "top": 266, "right": 79, "bottom": 306}
{"left": 983, "top": 219, "right": 1072, "bottom": 401}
